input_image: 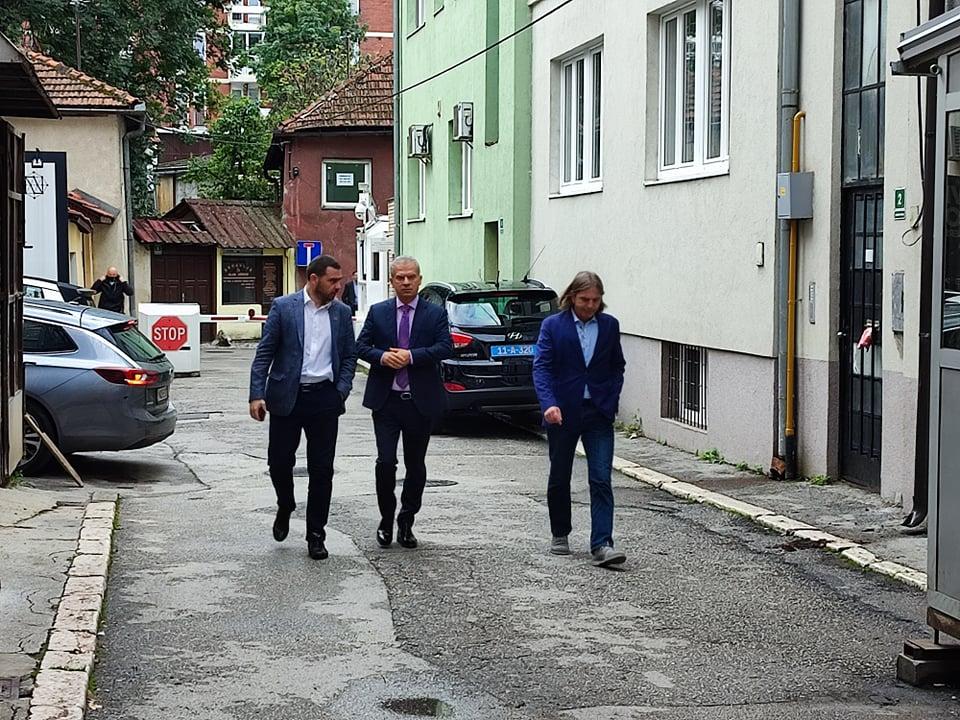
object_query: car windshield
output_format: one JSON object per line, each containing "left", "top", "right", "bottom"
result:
{"left": 101, "top": 324, "right": 166, "bottom": 363}
{"left": 447, "top": 291, "right": 557, "bottom": 328}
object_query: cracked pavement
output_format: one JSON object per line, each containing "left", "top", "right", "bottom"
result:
{"left": 19, "top": 347, "right": 960, "bottom": 719}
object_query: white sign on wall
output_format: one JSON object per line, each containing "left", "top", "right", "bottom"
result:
{"left": 23, "top": 157, "right": 65, "bottom": 280}
{"left": 335, "top": 173, "right": 354, "bottom": 187}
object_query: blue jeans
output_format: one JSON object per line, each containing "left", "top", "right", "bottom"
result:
{"left": 546, "top": 402, "right": 615, "bottom": 551}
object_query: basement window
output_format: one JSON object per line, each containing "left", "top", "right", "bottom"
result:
{"left": 662, "top": 341, "right": 708, "bottom": 430}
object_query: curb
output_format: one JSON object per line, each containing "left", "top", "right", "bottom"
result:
{"left": 580, "top": 446, "right": 928, "bottom": 592}
{"left": 28, "top": 498, "right": 119, "bottom": 720}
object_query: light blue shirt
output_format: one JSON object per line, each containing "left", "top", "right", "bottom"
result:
{"left": 574, "top": 310, "right": 598, "bottom": 399}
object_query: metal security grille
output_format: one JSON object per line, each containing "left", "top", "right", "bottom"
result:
{"left": 663, "top": 342, "right": 708, "bottom": 430}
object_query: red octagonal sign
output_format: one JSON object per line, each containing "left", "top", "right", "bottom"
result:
{"left": 152, "top": 315, "right": 188, "bottom": 352}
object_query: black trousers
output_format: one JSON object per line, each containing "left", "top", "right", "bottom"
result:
{"left": 373, "top": 393, "right": 432, "bottom": 530}
{"left": 267, "top": 382, "right": 341, "bottom": 541}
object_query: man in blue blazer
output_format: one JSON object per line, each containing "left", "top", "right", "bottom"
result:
{"left": 357, "top": 255, "right": 453, "bottom": 550}
{"left": 533, "top": 271, "right": 627, "bottom": 568}
{"left": 249, "top": 255, "right": 357, "bottom": 560}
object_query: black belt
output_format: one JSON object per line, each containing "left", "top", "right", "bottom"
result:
{"left": 300, "top": 380, "right": 333, "bottom": 392}
{"left": 390, "top": 390, "right": 413, "bottom": 400}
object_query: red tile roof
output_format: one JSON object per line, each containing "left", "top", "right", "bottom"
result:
{"left": 24, "top": 50, "right": 140, "bottom": 111}
{"left": 68, "top": 190, "right": 118, "bottom": 224}
{"left": 166, "top": 199, "right": 295, "bottom": 250}
{"left": 133, "top": 218, "right": 216, "bottom": 246}
{"left": 279, "top": 53, "right": 393, "bottom": 134}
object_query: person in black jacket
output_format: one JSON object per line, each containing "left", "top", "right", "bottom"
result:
{"left": 91, "top": 267, "right": 133, "bottom": 314}
{"left": 341, "top": 270, "right": 359, "bottom": 316}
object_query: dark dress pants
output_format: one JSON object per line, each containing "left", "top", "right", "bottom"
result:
{"left": 268, "top": 382, "right": 341, "bottom": 541}
{"left": 373, "top": 393, "right": 432, "bottom": 530}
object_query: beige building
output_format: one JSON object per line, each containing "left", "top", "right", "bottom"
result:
{"left": 528, "top": 0, "right": 932, "bottom": 508}
{"left": 11, "top": 49, "right": 145, "bottom": 305}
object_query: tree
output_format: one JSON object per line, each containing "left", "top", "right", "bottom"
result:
{"left": 1, "top": 0, "right": 231, "bottom": 214}
{"left": 183, "top": 97, "right": 274, "bottom": 202}
{"left": 251, "top": 0, "right": 366, "bottom": 119}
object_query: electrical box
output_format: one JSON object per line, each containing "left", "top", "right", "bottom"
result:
{"left": 453, "top": 102, "right": 474, "bottom": 141}
{"left": 776, "top": 172, "right": 814, "bottom": 219}
{"left": 407, "top": 125, "right": 432, "bottom": 159}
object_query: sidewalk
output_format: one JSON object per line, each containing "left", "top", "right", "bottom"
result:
{"left": 609, "top": 430, "right": 927, "bottom": 581}
{"left": 0, "top": 484, "right": 116, "bottom": 720}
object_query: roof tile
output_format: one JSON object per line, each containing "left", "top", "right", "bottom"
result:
{"left": 25, "top": 50, "right": 139, "bottom": 111}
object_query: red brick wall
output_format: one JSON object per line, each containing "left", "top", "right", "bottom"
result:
{"left": 360, "top": 0, "right": 393, "bottom": 54}
{"left": 281, "top": 133, "right": 394, "bottom": 279}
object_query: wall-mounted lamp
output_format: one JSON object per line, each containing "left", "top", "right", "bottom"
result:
{"left": 30, "top": 150, "right": 43, "bottom": 169}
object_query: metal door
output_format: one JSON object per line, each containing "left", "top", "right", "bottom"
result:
{"left": 839, "top": 189, "right": 884, "bottom": 487}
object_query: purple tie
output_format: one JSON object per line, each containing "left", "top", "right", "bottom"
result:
{"left": 396, "top": 304, "right": 412, "bottom": 390}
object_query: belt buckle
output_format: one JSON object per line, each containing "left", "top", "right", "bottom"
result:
{"left": 399, "top": 391, "right": 413, "bottom": 400}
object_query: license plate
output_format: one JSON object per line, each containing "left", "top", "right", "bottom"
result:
{"left": 491, "top": 344, "right": 535, "bottom": 358}
{"left": 156, "top": 386, "right": 169, "bottom": 403}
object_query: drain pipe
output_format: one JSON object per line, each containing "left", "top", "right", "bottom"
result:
{"left": 122, "top": 103, "right": 146, "bottom": 309}
{"left": 904, "top": 0, "right": 944, "bottom": 527}
{"left": 774, "top": 0, "right": 801, "bottom": 479}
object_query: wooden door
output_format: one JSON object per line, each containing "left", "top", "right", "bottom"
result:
{"left": 150, "top": 246, "right": 216, "bottom": 342}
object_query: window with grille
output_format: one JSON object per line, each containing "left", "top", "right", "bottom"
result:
{"left": 662, "top": 342, "right": 708, "bottom": 430}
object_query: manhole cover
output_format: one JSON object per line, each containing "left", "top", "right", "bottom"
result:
{"left": 396, "top": 478, "right": 458, "bottom": 487}
{"left": 178, "top": 412, "right": 212, "bottom": 421}
{"left": 381, "top": 697, "right": 454, "bottom": 717}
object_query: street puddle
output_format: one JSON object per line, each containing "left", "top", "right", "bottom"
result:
{"left": 381, "top": 697, "right": 455, "bottom": 717}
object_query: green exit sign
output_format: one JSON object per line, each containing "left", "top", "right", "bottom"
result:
{"left": 894, "top": 187, "right": 906, "bottom": 220}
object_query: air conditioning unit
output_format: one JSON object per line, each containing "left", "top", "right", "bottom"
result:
{"left": 408, "top": 124, "right": 432, "bottom": 159}
{"left": 453, "top": 102, "right": 474, "bottom": 142}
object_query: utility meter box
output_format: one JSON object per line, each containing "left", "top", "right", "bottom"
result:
{"left": 777, "top": 172, "right": 814, "bottom": 219}
{"left": 138, "top": 303, "right": 201, "bottom": 375}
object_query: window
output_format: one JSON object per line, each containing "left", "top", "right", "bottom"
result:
{"left": 23, "top": 321, "right": 77, "bottom": 354}
{"left": 559, "top": 44, "right": 603, "bottom": 189}
{"left": 414, "top": 0, "right": 425, "bottom": 28}
{"left": 322, "top": 160, "right": 371, "bottom": 209}
{"left": 447, "top": 291, "right": 557, "bottom": 328}
{"left": 659, "top": 0, "right": 729, "bottom": 178}
{"left": 662, "top": 342, "right": 708, "bottom": 429}
{"left": 406, "top": 158, "right": 425, "bottom": 221}
{"left": 462, "top": 141, "right": 473, "bottom": 213}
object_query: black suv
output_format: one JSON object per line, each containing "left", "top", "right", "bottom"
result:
{"left": 419, "top": 280, "right": 558, "bottom": 414}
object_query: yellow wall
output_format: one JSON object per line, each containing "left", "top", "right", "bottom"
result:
{"left": 214, "top": 248, "right": 296, "bottom": 340}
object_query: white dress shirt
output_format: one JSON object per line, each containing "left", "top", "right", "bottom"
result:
{"left": 390, "top": 295, "right": 419, "bottom": 391}
{"left": 301, "top": 287, "right": 334, "bottom": 384}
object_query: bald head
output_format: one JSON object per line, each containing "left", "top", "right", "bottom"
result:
{"left": 106, "top": 267, "right": 119, "bottom": 278}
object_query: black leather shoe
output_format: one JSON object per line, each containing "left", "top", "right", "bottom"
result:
{"left": 397, "top": 524, "right": 418, "bottom": 549}
{"left": 376, "top": 527, "right": 392, "bottom": 548}
{"left": 273, "top": 509, "right": 292, "bottom": 542}
{"left": 308, "top": 536, "right": 328, "bottom": 560}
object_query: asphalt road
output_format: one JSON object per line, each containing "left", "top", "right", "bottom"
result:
{"left": 83, "top": 347, "right": 960, "bottom": 720}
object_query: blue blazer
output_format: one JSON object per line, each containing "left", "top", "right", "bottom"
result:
{"left": 249, "top": 292, "right": 358, "bottom": 417}
{"left": 356, "top": 298, "right": 453, "bottom": 419}
{"left": 533, "top": 310, "right": 626, "bottom": 423}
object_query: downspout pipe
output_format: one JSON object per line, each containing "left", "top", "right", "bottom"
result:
{"left": 393, "top": 0, "right": 402, "bottom": 257}
{"left": 775, "top": 0, "right": 801, "bottom": 479}
{"left": 904, "top": 0, "right": 945, "bottom": 528}
{"left": 122, "top": 103, "right": 146, "bottom": 312}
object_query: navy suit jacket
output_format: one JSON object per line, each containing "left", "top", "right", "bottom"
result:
{"left": 533, "top": 310, "right": 626, "bottom": 423}
{"left": 249, "top": 292, "right": 358, "bottom": 417}
{"left": 356, "top": 298, "right": 453, "bottom": 419}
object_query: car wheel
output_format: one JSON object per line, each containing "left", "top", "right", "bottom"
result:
{"left": 19, "top": 401, "right": 54, "bottom": 475}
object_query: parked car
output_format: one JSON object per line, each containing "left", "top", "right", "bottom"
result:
{"left": 19, "top": 299, "right": 177, "bottom": 474}
{"left": 23, "top": 276, "right": 94, "bottom": 305}
{"left": 419, "top": 280, "right": 559, "bottom": 415}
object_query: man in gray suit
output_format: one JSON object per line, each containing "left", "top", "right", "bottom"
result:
{"left": 249, "top": 255, "right": 358, "bottom": 560}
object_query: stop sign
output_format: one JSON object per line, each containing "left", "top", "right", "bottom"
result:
{"left": 152, "top": 315, "right": 188, "bottom": 352}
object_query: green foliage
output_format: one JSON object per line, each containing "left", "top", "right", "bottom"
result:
{"left": 252, "top": 0, "right": 366, "bottom": 119}
{"left": 184, "top": 98, "right": 274, "bottom": 201}
{"left": 614, "top": 414, "right": 643, "bottom": 439}
{"left": 809, "top": 474, "right": 833, "bottom": 486}
{"left": 1, "top": 0, "right": 232, "bottom": 215}
{"left": 735, "top": 461, "right": 749, "bottom": 472}
{"left": 697, "top": 448, "right": 724, "bottom": 464}
{"left": 3, "top": 469, "right": 24, "bottom": 488}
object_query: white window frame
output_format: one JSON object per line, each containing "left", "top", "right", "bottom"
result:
{"left": 321, "top": 159, "right": 372, "bottom": 210}
{"left": 415, "top": 0, "right": 426, "bottom": 28}
{"left": 658, "top": 0, "right": 730, "bottom": 182}
{"left": 461, "top": 142, "right": 473, "bottom": 214}
{"left": 417, "top": 159, "right": 426, "bottom": 219}
{"left": 558, "top": 43, "right": 603, "bottom": 193}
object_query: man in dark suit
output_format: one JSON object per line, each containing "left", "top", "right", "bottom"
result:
{"left": 341, "top": 270, "right": 359, "bottom": 316}
{"left": 356, "top": 255, "right": 453, "bottom": 549}
{"left": 533, "top": 271, "right": 627, "bottom": 568}
{"left": 249, "top": 255, "right": 357, "bottom": 560}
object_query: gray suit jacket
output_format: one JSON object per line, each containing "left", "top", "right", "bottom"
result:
{"left": 249, "top": 291, "right": 358, "bottom": 417}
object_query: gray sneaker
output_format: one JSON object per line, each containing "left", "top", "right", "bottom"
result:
{"left": 592, "top": 545, "right": 626, "bottom": 568}
{"left": 550, "top": 536, "right": 571, "bottom": 555}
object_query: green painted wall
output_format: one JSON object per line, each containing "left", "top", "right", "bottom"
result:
{"left": 396, "top": 0, "right": 531, "bottom": 284}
